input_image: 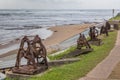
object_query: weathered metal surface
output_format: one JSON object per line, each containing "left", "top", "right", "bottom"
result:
{"left": 12, "top": 35, "right": 48, "bottom": 75}
{"left": 89, "top": 26, "right": 99, "bottom": 41}
{"left": 77, "top": 33, "right": 91, "bottom": 50}
{"left": 60, "top": 33, "right": 93, "bottom": 59}
{"left": 6, "top": 58, "right": 80, "bottom": 79}
{"left": 113, "top": 24, "right": 119, "bottom": 30}
{"left": 62, "top": 48, "right": 93, "bottom": 59}
{"left": 12, "top": 65, "right": 48, "bottom": 75}
{"left": 49, "top": 58, "right": 80, "bottom": 67}
{"left": 88, "top": 39, "right": 103, "bottom": 46}
{"left": 105, "top": 21, "right": 111, "bottom": 30}
{"left": 88, "top": 26, "right": 103, "bottom": 46}
{"left": 0, "top": 58, "right": 80, "bottom": 72}
{"left": 100, "top": 25, "right": 109, "bottom": 36}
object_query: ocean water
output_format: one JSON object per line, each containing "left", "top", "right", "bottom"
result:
{"left": 0, "top": 9, "right": 120, "bottom": 45}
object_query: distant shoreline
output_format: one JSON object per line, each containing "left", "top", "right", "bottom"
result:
{"left": 0, "top": 23, "right": 93, "bottom": 58}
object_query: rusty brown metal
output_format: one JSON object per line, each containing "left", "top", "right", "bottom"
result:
{"left": 12, "top": 35, "right": 48, "bottom": 75}
{"left": 89, "top": 26, "right": 99, "bottom": 41}
{"left": 77, "top": 33, "right": 91, "bottom": 50}
{"left": 105, "top": 21, "right": 111, "bottom": 30}
{"left": 100, "top": 25, "right": 109, "bottom": 36}
{"left": 88, "top": 26, "right": 103, "bottom": 46}
{"left": 32, "top": 35, "right": 48, "bottom": 67}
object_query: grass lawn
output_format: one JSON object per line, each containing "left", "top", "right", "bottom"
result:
{"left": 29, "top": 31, "right": 117, "bottom": 80}
{"left": 48, "top": 46, "right": 76, "bottom": 60}
{"left": 110, "top": 14, "right": 120, "bottom": 20}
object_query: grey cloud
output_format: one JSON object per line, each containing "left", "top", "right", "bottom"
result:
{"left": 0, "top": 0, "right": 119, "bottom": 9}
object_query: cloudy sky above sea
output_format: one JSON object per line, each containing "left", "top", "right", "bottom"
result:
{"left": 0, "top": 0, "right": 120, "bottom": 9}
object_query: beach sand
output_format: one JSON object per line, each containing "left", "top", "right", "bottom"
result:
{"left": 0, "top": 23, "right": 93, "bottom": 58}
{"left": 44, "top": 24, "right": 92, "bottom": 46}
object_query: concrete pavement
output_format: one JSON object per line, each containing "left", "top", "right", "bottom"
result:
{"left": 79, "top": 30, "right": 120, "bottom": 80}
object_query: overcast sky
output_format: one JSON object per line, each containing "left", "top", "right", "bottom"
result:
{"left": 0, "top": 0, "right": 120, "bottom": 9}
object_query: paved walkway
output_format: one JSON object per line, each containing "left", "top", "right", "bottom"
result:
{"left": 79, "top": 30, "right": 120, "bottom": 80}
{"left": 108, "top": 61, "right": 120, "bottom": 79}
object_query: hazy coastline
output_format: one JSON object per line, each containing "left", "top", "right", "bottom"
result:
{"left": 0, "top": 9, "right": 117, "bottom": 45}
{"left": 0, "top": 9, "right": 119, "bottom": 58}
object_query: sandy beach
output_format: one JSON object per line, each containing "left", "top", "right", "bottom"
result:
{"left": 44, "top": 24, "right": 93, "bottom": 46}
{"left": 0, "top": 23, "right": 93, "bottom": 58}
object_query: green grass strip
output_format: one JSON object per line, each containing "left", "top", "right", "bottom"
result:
{"left": 48, "top": 46, "right": 76, "bottom": 60}
{"left": 29, "top": 31, "right": 117, "bottom": 80}
{"left": 110, "top": 14, "right": 120, "bottom": 20}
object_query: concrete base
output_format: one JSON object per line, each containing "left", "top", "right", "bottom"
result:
{"left": 49, "top": 58, "right": 80, "bottom": 67}
{"left": 7, "top": 58, "right": 80, "bottom": 79}
{"left": 12, "top": 65, "right": 48, "bottom": 75}
{"left": 7, "top": 71, "right": 31, "bottom": 80}
{"left": 88, "top": 39, "right": 103, "bottom": 46}
{"left": 62, "top": 48, "right": 93, "bottom": 58}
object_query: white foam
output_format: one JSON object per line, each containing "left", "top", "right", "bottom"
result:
{"left": 0, "top": 28, "right": 53, "bottom": 55}
{"left": 0, "top": 73, "right": 6, "bottom": 80}
{"left": 0, "top": 44, "right": 19, "bottom": 55}
{"left": 27, "top": 28, "right": 53, "bottom": 39}
{"left": 0, "top": 28, "right": 53, "bottom": 44}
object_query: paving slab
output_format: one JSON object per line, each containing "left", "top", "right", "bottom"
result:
{"left": 79, "top": 30, "right": 120, "bottom": 80}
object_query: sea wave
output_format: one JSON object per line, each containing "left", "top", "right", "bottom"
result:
{"left": 0, "top": 9, "right": 120, "bottom": 46}
{"left": 0, "top": 13, "right": 11, "bottom": 16}
{"left": 0, "top": 28, "right": 53, "bottom": 45}
{"left": 0, "top": 12, "right": 32, "bottom": 16}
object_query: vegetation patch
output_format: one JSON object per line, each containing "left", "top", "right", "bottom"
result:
{"left": 48, "top": 46, "right": 76, "bottom": 60}
{"left": 110, "top": 13, "right": 120, "bottom": 20}
{"left": 29, "top": 31, "right": 117, "bottom": 80}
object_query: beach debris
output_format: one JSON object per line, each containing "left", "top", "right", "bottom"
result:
{"left": 12, "top": 35, "right": 48, "bottom": 75}
{"left": 100, "top": 25, "right": 109, "bottom": 36}
{"left": 88, "top": 26, "right": 102, "bottom": 46}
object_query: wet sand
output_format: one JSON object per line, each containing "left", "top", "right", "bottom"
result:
{"left": 0, "top": 23, "right": 93, "bottom": 58}
{"left": 44, "top": 24, "right": 93, "bottom": 46}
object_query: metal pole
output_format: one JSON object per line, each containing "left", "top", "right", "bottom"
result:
{"left": 112, "top": 9, "right": 115, "bottom": 18}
